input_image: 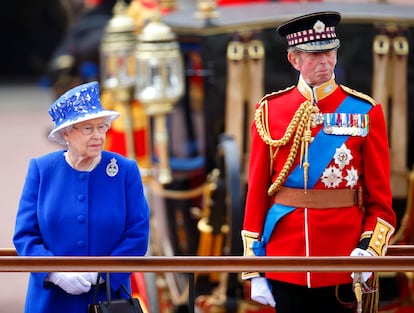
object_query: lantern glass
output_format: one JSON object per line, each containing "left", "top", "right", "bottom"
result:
{"left": 135, "top": 41, "right": 184, "bottom": 105}
{"left": 100, "top": 0, "right": 137, "bottom": 90}
{"left": 100, "top": 41, "right": 136, "bottom": 90}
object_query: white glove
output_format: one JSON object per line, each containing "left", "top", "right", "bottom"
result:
{"left": 46, "top": 272, "right": 92, "bottom": 295}
{"left": 79, "top": 272, "right": 100, "bottom": 285}
{"left": 350, "top": 248, "right": 374, "bottom": 282}
{"left": 251, "top": 277, "right": 276, "bottom": 307}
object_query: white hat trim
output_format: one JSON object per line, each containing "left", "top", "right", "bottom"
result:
{"left": 48, "top": 110, "right": 120, "bottom": 145}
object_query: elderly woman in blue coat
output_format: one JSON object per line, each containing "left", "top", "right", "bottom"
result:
{"left": 13, "top": 81, "right": 150, "bottom": 313}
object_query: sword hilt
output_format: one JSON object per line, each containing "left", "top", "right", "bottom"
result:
{"left": 354, "top": 281, "right": 363, "bottom": 313}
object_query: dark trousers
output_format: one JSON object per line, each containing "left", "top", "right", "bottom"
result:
{"left": 268, "top": 280, "right": 355, "bottom": 313}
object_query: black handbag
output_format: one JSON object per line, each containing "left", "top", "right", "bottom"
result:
{"left": 88, "top": 273, "right": 144, "bottom": 313}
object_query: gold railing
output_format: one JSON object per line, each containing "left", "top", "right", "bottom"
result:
{"left": 1, "top": 246, "right": 413, "bottom": 312}
{"left": 0, "top": 245, "right": 414, "bottom": 273}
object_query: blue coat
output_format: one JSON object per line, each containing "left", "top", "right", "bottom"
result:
{"left": 13, "top": 150, "right": 150, "bottom": 313}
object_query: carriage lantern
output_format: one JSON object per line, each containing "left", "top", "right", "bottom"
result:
{"left": 135, "top": 13, "right": 185, "bottom": 184}
{"left": 100, "top": 0, "right": 137, "bottom": 90}
{"left": 100, "top": 0, "right": 137, "bottom": 159}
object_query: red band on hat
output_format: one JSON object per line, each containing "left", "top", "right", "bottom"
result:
{"left": 286, "top": 25, "right": 336, "bottom": 46}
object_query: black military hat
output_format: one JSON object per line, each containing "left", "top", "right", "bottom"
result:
{"left": 277, "top": 11, "right": 341, "bottom": 52}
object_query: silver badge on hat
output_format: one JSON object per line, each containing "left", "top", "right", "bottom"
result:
{"left": 313, "top": 20, "right": 325, "bottom": 33}
{"left": 106, "top": 157, "right": 119, "bottom": 177}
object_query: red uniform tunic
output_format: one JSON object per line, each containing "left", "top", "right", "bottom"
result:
{"left": 243, "top": 76, "right": 396, "bottom": 288}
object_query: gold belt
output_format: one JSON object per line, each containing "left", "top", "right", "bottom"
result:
{"left": 274, "top": 187, "right": 362, "bottom": 209}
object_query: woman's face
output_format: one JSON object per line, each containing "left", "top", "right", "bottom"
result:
{"left": 62, "top": 117, "right": 109, "bottom": 159}
{"left": 288, "top": 49, "right": 337, "bottom": 87}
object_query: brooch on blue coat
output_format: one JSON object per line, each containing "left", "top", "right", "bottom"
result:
{"left": 106, "top": 158, "right": 119, "bottom": 177}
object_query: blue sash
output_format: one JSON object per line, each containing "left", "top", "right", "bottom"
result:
{"left": 252, "top": 95, "right": 371, "bottom": 256}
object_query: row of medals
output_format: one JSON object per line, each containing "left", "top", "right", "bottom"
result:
{"left": 311, "top": 112, "right": 368, "bottom": 137}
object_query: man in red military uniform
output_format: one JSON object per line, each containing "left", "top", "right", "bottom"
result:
{"left": 241, "top": 11, "right": 396, "bottom": 313}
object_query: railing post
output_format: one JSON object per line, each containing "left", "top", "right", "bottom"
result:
{"left": 188, "top": 273, "right": 195, "bottom": 313}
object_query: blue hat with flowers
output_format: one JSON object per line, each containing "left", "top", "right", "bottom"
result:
{"left": 48, "top": 81, "right": 120, "bottom": 145}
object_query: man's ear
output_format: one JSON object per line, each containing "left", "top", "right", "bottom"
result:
{"left": 288, "top": 51, "right": 301, "bottom": 71}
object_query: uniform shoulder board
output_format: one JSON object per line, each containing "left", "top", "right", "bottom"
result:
{"left": 341, "top": 85, "right": 376, "bottom": 106}
{"left": 259, "top": 85, "right": 295, "bottom": 104}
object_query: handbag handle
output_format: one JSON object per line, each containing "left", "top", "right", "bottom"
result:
{"left": 92, "top": 273, "right": 135, "bottom": 303}
{"left": 92, "top": 272, "right": 141, "bottom": 313}
{"left": 105, "top": 273, "right": 112, "bottom": 304}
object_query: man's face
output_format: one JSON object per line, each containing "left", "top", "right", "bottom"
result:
{"left": 288, "top": 49, "right": 337, "bottom": 86}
